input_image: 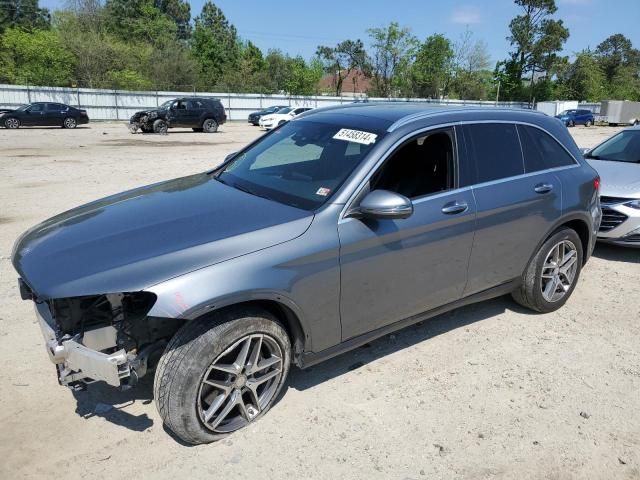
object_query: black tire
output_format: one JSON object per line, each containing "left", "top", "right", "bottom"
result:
{"left": 568, "top": 120, "right": 575, "bottom": 127}
{"left": 140, "top": 125, "right": 153, "bottom": 133}
{"left": 202, "top": 118, "right": 218, "bottom": 133}
{"left": 192, "top": 127, "right": 203, "bottom": 132}
{"left": 4, "top": 117, "right": 20, "bottom": 129}
{"left": 63, "top": 117, "right": 77, "bottom": 129}
{"left": 154, "top": 306, "right": 291, "bottom": 445}
{"left": 278, "top": 120, "right": 286, "bottom": 127}
{"left": 511, "top": 227, "right": 583, "bottom": 313}
{"left": 585, "top": 120, "right": 592, "bottom": 127}
{"left": 153, "top": 119, "right": 168, "bottom": 134}
{"left": 633, "top": 120, "right": 639, "bottom": 126}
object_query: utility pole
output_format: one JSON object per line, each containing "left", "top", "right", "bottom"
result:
{"left": 495, "top": 79, "right": 501, "bottom": 105}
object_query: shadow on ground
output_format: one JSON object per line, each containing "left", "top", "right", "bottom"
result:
{"left": 593, "top": 244, "right": 640, "bottom": 264}
{"left": 288, "top": 295, "right": 517, "bottom": 391}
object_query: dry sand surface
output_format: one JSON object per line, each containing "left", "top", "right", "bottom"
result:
{"left": 0, "top": 122, "right": 638, "bottom": 479}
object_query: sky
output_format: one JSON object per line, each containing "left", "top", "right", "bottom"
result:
{"left": 40, "top": 0, "right": 640, "bottom": 64}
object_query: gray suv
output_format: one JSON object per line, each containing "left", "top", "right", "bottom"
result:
{"left": 12, "top": 104, "right": 601, "bottom": 444}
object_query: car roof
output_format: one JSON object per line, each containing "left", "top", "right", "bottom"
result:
{"left": 297, "top": 102, "right": 547, "bottom": 132}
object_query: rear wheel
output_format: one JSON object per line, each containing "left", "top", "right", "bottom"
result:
{"left": 4, "top": 117, "right": 19, "bottom": 129}
{"left": 63, "top": 117, "right": 77, "bottom": 129}
{"left": 153, "top": 119, "right": 168, "bottom": 134}
{"left": 202, "top": 118, "right": 218, "bottom": 133}
{"left": 154, "top": 306, "right": 291, "bottom": 445}
{"left": 512, "top": 227, "right": 583, "bottom": 313}
{"left": 277, "top": 120, "right": 286, "bottom": 127}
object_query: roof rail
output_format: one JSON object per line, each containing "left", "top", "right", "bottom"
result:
{"left": 387, "top": 106, "right": 540, "bottom": 132}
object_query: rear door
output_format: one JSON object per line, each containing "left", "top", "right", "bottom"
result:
{"left": 462, "top": 122, "right": 563, "bottom": 295}
{"left": 45, "top": 103, "right": 67, "bottom": 126}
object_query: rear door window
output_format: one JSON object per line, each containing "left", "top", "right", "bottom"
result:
{"left": 46, "top": 103, "right": 66, "bottom": 111}
{"left": 517, "top": 125, "right": 576, "bottom": 173}
{"left": 464, "top": 123, "right": 524, "bottom": 183}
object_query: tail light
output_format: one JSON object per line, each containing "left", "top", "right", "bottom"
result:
{"left": 593, "top": 176, "right": 600, "bottom": 192}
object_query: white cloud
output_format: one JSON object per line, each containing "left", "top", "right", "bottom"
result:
{"left": 450, "top": 5, "right": 482, "bottom": 25}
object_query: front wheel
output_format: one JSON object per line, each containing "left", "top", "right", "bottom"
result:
{"left": 153, "top": 119, "right": 168, "bottom": 134}
{"left": 585, "top": 120, "right": 592, "bottom": 127}
{"left": 512, "top": 227, "right": 583, "bottom": 313}
{"left": 568, "top": 120, "right": 575, "bottom": 127}
{"left": 202, "top": 118, "right": 218, "bottom": 133}
{"left": 4, "top": 117, "right": 20, "bottom": 129}
{"left": 154, "top": 307, "right": 291, "bottom": 445}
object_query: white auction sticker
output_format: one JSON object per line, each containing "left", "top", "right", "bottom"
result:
{"left": 333, "top": 128, "right": 378, "bottom": 145}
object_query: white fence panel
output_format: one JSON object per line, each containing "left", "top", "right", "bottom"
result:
{"left": 0, "top": 84, "right": 531, "bottom": 121}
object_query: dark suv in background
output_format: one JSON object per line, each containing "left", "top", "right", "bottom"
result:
{"left": 13, "top": 104, "right": 601, "bottom": 444}
{"left": 129, "top": 97, "right": 226, "bottom": 134}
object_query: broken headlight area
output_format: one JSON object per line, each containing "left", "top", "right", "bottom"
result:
{"left": 40, "top": 292, "right": 183, "bottom": 390}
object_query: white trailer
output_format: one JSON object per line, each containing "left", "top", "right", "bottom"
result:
{"left": 600, "top": 100, "right": 640, "bottom": 126}
{"left": 536, "top": 100, "right": 579, "bottom": 116}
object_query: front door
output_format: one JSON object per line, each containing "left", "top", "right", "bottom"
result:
{"left": 338, "top": 127, "right": 477, "bottom": 340}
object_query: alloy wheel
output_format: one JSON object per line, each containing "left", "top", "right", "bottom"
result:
{"left": 540, "top": 240, "right": 578, "bottom": 303}
{"left": 64, "top": 117, "right": 77, "bottom": 129}
{"left": 5, "top": 118, "right": 19, "bottom": 129}
{"left": 197, "top": 333, "right": 283, "bottom": 433}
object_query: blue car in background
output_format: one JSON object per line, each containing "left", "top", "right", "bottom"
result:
{"left": 556, "top": 109, "right": 595, "bottom": 127}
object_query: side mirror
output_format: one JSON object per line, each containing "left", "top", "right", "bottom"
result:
{"left": 224, "top": 151, "right": 238, "bottom": 162}
{"left": 358, "top": 190, "right": 413, "bottom": 220}
{"left": 579, "top": 147, "right": 591, "bottom": 157}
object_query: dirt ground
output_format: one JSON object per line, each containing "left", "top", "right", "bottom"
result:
{"left": 0, "top": 122, "right": 638, "bottom": 480}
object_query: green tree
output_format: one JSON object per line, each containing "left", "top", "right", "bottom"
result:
{"left": 557, "top": 51, "right": 606, "bottom": 101}
{"left": 104, "top": 0, "right": 177, "bottom": 47}
{"left": 499, "top": 0, "right": 569, "bottom": 101}
{"left": 0, "top": 0, "right": 50, "bottom": 33}
{"left": 411, "top": 34, "right": 454, "bottom": 98}
{"left": 595, "top": 34, "right": 640, "bottom": 100}
{"left": 450, "top": 30, "right": 493, "bottom": 100}
{"left": 316, "top": 39, "right": 367, "bottom": 96}
{"left": 283, "top": 56, "right": 323, "bottom": 96}
{"left": 191, "top": 1, "right": 240, "bottom": 88}
{"left": 154, "top": 0, "right": 191, "bottom": 40}
{"left": 0, "top": 27, "right": 74, "bottom": 85}
{"left": 367, "top": 22, "right": 418, "bottom": 97}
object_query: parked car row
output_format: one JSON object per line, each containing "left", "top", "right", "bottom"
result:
{"left": 248, "top": 105, "right": 314, "bottom": 129}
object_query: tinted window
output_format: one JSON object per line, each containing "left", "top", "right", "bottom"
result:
{"left": 465, "top": 123, "right": 524, "bottom": 183}
{"left": 47, "top": 103, "right": 67, "bottom": 111}
{"left": 217, "top": 120, "right": 383, "bottom": 210}
{"left": 517, "top": 125, "right": 576, "bottom": 172}
{"left": 187, "top": 100, "right": 204, "bottom": 109}
{"left": 29, "top": 104, "right": 44, "bottom": 112}
{"left": 371, "top": 129, "right": 454, "bottom": 199}
{"left": 589, "top": 131, "right": 640, "bottom": 163}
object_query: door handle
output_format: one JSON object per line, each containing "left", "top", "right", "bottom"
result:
{"left": 441, "top": 201, "right": 468, "bottom": 215}
{"left": 534, "top": 183, "right": 553, "bottom": 194}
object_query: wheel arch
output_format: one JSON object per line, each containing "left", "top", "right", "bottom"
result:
{"left": 180, "top": 294, "right": 309, "bottom": 365}
{"left": 528, "top": 213, "right": 593, "bottom": 270}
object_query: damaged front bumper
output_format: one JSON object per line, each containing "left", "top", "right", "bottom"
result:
{"left": 35, "top": 302, "right": 131, "bottom": 387}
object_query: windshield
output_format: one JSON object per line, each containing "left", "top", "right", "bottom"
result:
{"left": 274, "top": 107, "right": 292, "bottom": 115}
{"left": 216, "top": 120, "right": 383, "bottom": 210}
{"left": 588, "top": 131, "right": 640, "bottom": 163}
{"left": 263, "top": 106, "right": 279, "bottom": 113}
{"left": 159, "top": 100, "right": 174, "bottom": 109}
{"left": 559, "top": 110, "right": 574, "bottom": 116}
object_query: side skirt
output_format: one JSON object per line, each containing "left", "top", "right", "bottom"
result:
{"left": 297, "top": 279, "right": 519, "bottom": 369}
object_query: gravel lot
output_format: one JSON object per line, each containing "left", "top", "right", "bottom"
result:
{"left": 0, "top": 122, "right": 638, "bottom": 479}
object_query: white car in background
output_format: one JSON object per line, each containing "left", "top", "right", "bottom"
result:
{"left": 259, "top": 106, "right": 313, "bottom": 130}
{"left": 585, "top": 125, "right": 640, "bottom": 247}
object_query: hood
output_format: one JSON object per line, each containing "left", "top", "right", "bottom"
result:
{"left": 588, "top": 159, "right": 640, "bottom": 198}
{"left": 0, "top": 108, "right": 14, "bottom": 115}
{"left": 12, "top": 173, "right": 313, "bottom": 299}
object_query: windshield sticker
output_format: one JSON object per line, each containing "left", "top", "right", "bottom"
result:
{"left": 316, "top": 187, "right": 331, "bottom": 197}
{"left": 333, "top": 128, "right": 378, "bottom": 145}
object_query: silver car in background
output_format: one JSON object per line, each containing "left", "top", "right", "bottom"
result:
{"left": 585, "top": 126, "right": 640, "bottom": 246}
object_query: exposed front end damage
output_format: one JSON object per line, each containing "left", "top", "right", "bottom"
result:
{"left": 23, "top": 282, "right": 182, "bottom": 390}
{"left": 128, "top": 110, "right": 166, "bottom": 134}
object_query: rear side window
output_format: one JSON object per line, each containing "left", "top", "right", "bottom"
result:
{"left": 517, "top": 125, "right": 576, "bottom": 173}
{"left": 464, "top": 123, "right": 524, "bottom": 183}
{"left": 47, "top": 103, "right": 66, "bottom": 111}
